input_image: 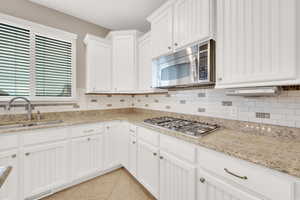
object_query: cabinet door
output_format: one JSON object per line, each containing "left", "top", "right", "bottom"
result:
{"left": 86, "top": 39, "right": 112, "bottom": 93}
{"left": 112, "top": 35, "right": 136, "bottom": 91}
{"left": 0, "top": 150, "right": 18, "bottom": 200}
{"left": 128, "top": 135, "right": 137, "bottom": 177}
{"left": 198, "top": 169, "right": 261, "bottom": 200}
{"left": 138, "top": 34, "right": 153, "bottom": 91}
{"left": 150, "top": 5, "right": 173, "bottom": 58}
{"left": 71, "top": 135, "right": 104, "bottom": 180}
{"left": 174, "top": 0, "right": 211, "bottom": 49}
{"left": 104, "top": 123, "right": 119, "bottom": 169}
{"left": 23, "top": 141, "right": 68, "bottom": 199}
{"left": 160, "top": 151, "right": 196, "bottom": 200}
{"left": 117, "top": 122, "right": 129, "bottom": 169}
{"left": 137, "top": 141, "right": 159, "bottom": 198}
{"left": 216, "top": 0, "right": 296, "bottom": 87}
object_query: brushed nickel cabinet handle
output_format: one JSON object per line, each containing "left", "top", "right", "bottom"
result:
{"left": 153, "top": 152, "right": 157, "bottom": 156}
{"left": 199, "top": 177, "right": 206, "bottom": 183}
{"left": 129, "top": 129, "right": 135, "bottom": 133}
{"left": 11, "top": 154, "right": 17, "bottom": 158}
{"left": 168, "top": 46, "right": 172, "bottom": 50}
{"left": 224, "top": 168, "right": 248, "bottom": 180}
{"left": 87, "top": 138, "right": 91, "bottom": 141}
{"left": 25, "top": 153, "right": 30, "bottom": 156}
{"left": 159, "top": 156, "right": 164, "bottom": 160}
{"left": 132, "top": 141, "right": 136, "bottom": 144}
{"left": 218, "top": 77, "right": 223, "bottom": 81}
{"left": 174, "top": 43, "right": 178, "bottom": 46}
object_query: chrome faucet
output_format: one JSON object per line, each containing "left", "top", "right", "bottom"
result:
{"left": 7, "top": 97, "right": 33, "bottom": 121}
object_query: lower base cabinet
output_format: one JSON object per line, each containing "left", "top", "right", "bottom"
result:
{"left": 23, "top": 141, "right": 68, "bottom": 199}
{"left": 159, "top": 151, "right": 197, "bottom": 200}
{"left": 128, "top": 135, "right": 137, "bottom": 177}
{"left": 71, "top": 135, "right": 104, "bottom": 180}
{"left": 104, "top": 123, "right": 120, "bottom": 169}
{"left": 137, "top": 140, "right": 159, "bottom": 198}
{"left": 198, "top": 169, "right": 260, "bottom": 200}
{"left": 0, "top": 150, "right": 18, "bottom": 200}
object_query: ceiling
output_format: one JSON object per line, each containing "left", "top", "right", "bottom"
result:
{"left": 29, "top": 0, "right": 167, "bottom": 32}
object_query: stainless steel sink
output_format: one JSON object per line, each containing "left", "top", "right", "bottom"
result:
{"left": 0, "top": 120, "right": 64, "bottom": 130}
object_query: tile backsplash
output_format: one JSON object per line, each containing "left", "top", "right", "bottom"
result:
{"left": 2, "top": 87, "right": 300, "bottom": 129}
{"left": 133, "top": 88, "right": 300, "bottom": 128}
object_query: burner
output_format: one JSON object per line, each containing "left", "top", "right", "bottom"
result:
{"left": 144, "top": 117, "right": 219, "bottom": 137}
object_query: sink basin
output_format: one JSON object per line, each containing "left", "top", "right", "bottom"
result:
{"left": 0, "top": 120, "right": 64, "bottom": 130}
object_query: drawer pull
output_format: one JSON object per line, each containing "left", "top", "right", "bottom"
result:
{"left": 153, "top": 152, "right": 157, "bottom": 156}
{"left": 11, "top": 154, "right": 17, "bottom": 158}
{"left": 84, "top": 129, "right": 95, "bottom": 133}
{"left": 25, "top": 153, "right": 30, "bottom": 156}
{"left": 224, "top": 168, "right": 248, "bottom": 180}
{"left": 129, "top": 129, "right": 135, "bottom": 133}
{"left": 87, "top": 138, "right": 91, "bottom": 141}
{"left": 159, "top": 156, "right": 164, "bottom": 160}
{"left": 199, "top": 177, "right": 206, "bottom": 183}
{"left": 132, "top": 141, "right": 136, "bottom": 144}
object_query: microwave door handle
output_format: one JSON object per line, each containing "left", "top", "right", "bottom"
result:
{"left": 192, "top": 56, "right": 198, "bottom": 82}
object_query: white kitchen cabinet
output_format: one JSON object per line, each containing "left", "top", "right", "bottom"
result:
{"left": 71, "top": 135, "right": 104, "bottom": 180}
{"left": 174, "top": 0, "right": 214, "bottom": 50}
{"left": 137, "top": 140, "right": 159, "bottom": 198}
{"left": 0, "top": 150, "right": 18, "bottom": 200}
{"left": 147, "top": 1, "right": 174, "bottom": 58}
{"left": 159, "top": 150, "right": 196, "bottom": 200}
{"left": 148, "top": 0, "right": 215, "bottom": 58}
{"left": 137, "top": 33, "right": 154, "bottom": 91}
{"left": 216, "top": 0, "right": 298, "bottom": 88}
{"left": 107, "top": 31, "right": 141, "bottom": 92}
{"left": 117, "top": 122, "right": 129, "bottom": 169}
{"left": 23, "top": 141, "right": 68, "bottom": 199}
{"left": 84, "top": 34, "right": 112, "bottom": 93}
{"left": 104, "top": 122, "right": 120, "bottom": 169}
{"left": 128, "top": 135, "right": 137, "bottom": 177}
{"left": 198, "top": 168, "right": 260, "bottom": 200}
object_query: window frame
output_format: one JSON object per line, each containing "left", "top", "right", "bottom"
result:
{"left": 0, "top": 13, "right": 78, "bottom": 102}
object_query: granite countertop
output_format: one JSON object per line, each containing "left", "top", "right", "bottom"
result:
{"left": 0, "top": 166, "right": 12, "bottom": 188}
{"left": 0, "top": 110, "right": 300, "bottom": 179}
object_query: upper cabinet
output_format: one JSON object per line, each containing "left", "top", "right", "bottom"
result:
{"left": 107, "top": 30, "right": 141, "bottom": 92}
{"left": 216, "top": 0, "right": 298, "bottom": 88}
{"left": 147, "top": 0, "right": 215, "bottom": 58}
{"left": 174, "top": 0, "right": 214, "bottom": 50}
{"left": 84, "top": 35, "right": 112, "bottom": 93}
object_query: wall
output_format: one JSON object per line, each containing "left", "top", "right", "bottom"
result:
{"left": 0, "top": 0, "right": 110, "bottom": 89}
{"left": 133, "top": 88, "right": 300, "bottom": 128}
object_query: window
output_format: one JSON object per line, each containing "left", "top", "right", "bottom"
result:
{"left": 0, "top": 14, "right": 77, "bottom": 100}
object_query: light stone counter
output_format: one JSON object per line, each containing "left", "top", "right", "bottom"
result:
{"left": 0, "top": 108, "right": 299, "bottom": 179}
{"left": 0, "top": 166, "right": 12, "bottom": 188}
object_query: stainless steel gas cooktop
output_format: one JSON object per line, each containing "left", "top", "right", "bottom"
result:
{"left": 144, "top": 117, "right": 219, "bottom": 138}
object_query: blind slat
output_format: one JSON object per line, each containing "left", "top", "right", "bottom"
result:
{"left": 0, "top": 23, "right": 30, "bottom": 96}
{"left": 35, "top": 34, "right": 72, "bottom": 97}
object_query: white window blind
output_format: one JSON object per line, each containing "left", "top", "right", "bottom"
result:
{"left": 0, "top": 23, "right": 30, "bottom": 96}
{"left": 35, "top": 35, "right": 72, "bottom": 97}
{"left": 0, "top": 16, "right": 76, "bottom": 100}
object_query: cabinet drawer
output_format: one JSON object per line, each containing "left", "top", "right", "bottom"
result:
{"left": 160, "top": 134, "right": 196, "bottom": 163}
{"left": 198, "top": 147, "right": 294, "bottom": 200}
{"left": 137, "top": 127, "right": 159, "bottom": 146}
{"left": 71, "top": 123, "right": 104, "bottom": 138}
{"left": 23, "top": 128, "right": 68, "bottom": 146}
{"left": 0, "top": 134, "right": 18, "bottom": 151}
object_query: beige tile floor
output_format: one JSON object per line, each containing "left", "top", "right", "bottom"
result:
{"left": 43, "top": 168, "right": 156, "bottom": 200}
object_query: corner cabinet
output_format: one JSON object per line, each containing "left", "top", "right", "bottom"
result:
{"left": 107, "top": 31, "right": 141, "bottom": 92}
{"left": 84, "top": 34, "right": 112, "bottom": 93}
{"left": 147, "top": 0, "right": 215, "bottom": 58}
{"left": 216, "top": 0, "right": 299, "bottom": 88}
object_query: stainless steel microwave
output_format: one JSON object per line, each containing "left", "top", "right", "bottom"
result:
{"left": 152, "top": 40, "right": 216, "bottom": 88}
